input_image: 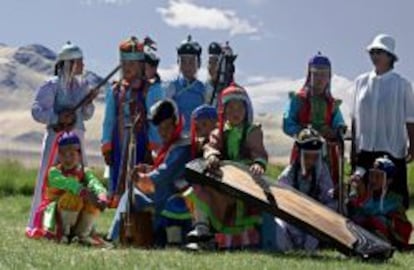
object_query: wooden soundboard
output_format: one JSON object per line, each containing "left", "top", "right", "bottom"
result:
{"left": 185, "top": 159, "right": 394, "bottom": 260}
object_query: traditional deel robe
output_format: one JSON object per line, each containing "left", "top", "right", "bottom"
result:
{"left": 146, "top": 75, "right": 165, "bottom": 152}
{"left": 283, "top": 53, "right": 345, "bottom": 186}
{"left": 107, "top": 119, "right": 193, "bottom": 244}
{"left": 167, "top": 76, "right": 208, "bottom": 135}
{"left": 274, "top": 161, "right": 336, "bottom": 252}
{"left": 202, "top": 84, "right": 268, "bottom": 249}
{"left": 204, "top": 79, "right": 215, "bottom": 106}
{"left": 101, "top": 80, "right": 150, "bottom": 197}
{"left": 283, "top": 87, "right": 345, "bottom": 186}
{"left": 27, "top": 77, "right": 94, "bottom": 238}
{"left": 42, "top": 164, "right": 106, "bottom": 239}
{"left": 349, "top": 190, "right": 412, "bottom": 249}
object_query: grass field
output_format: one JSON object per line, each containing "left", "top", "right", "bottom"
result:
{"left": 1, "top": 160, "right": 414, "bottom": 270}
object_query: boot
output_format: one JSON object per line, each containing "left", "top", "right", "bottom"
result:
{"left": 186, "top": 222, "right": 213, "bottom": 243}
{"left": 59, "top": 210, "right": 79, "bottom": 243}
{"left": 74, "top": 212, "right": 103, "bottom": 247}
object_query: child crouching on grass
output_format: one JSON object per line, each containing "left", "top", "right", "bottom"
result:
{"left": 348, "top": 156, "right": 413, "bottom": 250}
{"left": 41, "top": 132, "right": 108, "bottom": 246}
{"left": 274, "top": 128, "right": 336, "bottom": 252}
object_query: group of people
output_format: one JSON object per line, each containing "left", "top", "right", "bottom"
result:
{"left": 25, "top": 33, "right": 413, "bottom": 252}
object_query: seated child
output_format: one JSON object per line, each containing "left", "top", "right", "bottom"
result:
{"left": 185, "top": 105, "right": 218, "bottom": 247}
{"left": 274, "top": 128, "right": 336, "bottom": 252}
{"left": 204, "top": 83, "right": 268, "bottom": 249}
{"left": 107, "top": 99, "right": 193, "bottom": 246}
{"left": 44, "top": 132, "right": 108, "bottom": 246}
{"left": 348, "top": 156, "right": 412, "bottom": 250}
{"left": 190, "top": 104, "right": 218, "bottom": 158}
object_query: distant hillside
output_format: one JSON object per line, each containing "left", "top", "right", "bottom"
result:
{"left": 0, "top": 43, "right": 103, "bottom": 110}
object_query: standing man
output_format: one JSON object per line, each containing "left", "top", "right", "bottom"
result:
{"left": 167, "top": 35, "right": 207, "bottom": 135}
{"left": 205, "top": 41, "right": 237, "bottom": 107}
{"left": 351, "top": 34, "right": 414, "bottom": 209}
{"left": 101, "top": 36, "right": 150, "bottom": 207}
{"left": 204, "top": 42, "right": 222, "bottom": 105}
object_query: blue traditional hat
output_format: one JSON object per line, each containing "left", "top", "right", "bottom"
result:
{"left": 119, "top": 36, "right": 145, "bottom": 61}
{"left": 303, "top": 52, "right": 332, "bottom": 97}
{"left": 58, "top": 132, "right": 81, "bottom": 149}
{"left": 191, "top": 104, "right": 218, "bottom": 121}
{"left": 308, "top": 52, "right": 331, "bottom": 69}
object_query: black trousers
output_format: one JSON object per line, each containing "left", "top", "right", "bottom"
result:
{"left": 356, "top": 151, "right": 409, "bottom": 209}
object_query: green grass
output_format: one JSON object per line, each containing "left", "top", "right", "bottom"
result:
{"left": 0, "top": 160, "right": 38, "bottom": 196}
{"left": 0, "top": 195, "right": 413, "bottom": 270}
{"left": 1, "top": 159, "right": 414, "bottom": 269}
{"left": 1, "top": 159, "right": 413, "bottom": 199}
{"left": 0, "top": 160, "right": 103, "bottom": 197}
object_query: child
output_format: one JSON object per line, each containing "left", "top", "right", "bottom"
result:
{"left": 190, "top": 104, "right": 218, "bottom": 158}
{"left": 185, "top": 105, "right": 218, "bottom": 247}
{"left": 204, "top": 83, "right": 268, "bottom": 249}
{"left": 348, "top": 157, "right": 412, "bottom": 250}
{"left": 283, "top": 53, "right": 345, "bottom": 186}
{"left": 27, "top": 42, "right": 95, "bottom": 238}
{"left": 274, "top": 128, "right": 336, "bottom": 252}
{"left": 37, "top": 132, "right": 107, "bottom": 245}
{"left": 167, "top": 35, "right": 208, "bottom": 135}
{"left": 101, "top": 36, "right": 151, "bottom": 207}
{"left": 107, "top": 99, "right": 193, "bottom": 246}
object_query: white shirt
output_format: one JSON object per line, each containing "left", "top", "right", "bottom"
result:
{"left": 351, "top": 70, "right": 414, "bottom": 158}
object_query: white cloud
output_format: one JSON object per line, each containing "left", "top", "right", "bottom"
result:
{"left": 157, "top": 0, "right": 258, "bottom": 36}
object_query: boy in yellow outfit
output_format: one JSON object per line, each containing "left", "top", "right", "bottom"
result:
{"left": 43, "top": 132, "right": 108, "bottom": 245}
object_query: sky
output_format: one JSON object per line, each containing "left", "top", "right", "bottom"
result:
{"left": 0, "top": 0, "right": 413, "bottom": 83}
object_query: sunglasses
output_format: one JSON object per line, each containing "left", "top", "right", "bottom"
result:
{"left": 369, "top": 49, "right": 387, "bottom": 55}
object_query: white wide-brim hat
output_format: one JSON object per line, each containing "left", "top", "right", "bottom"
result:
{"left": 366, "top": 34, "right": 398, "bottom": 61}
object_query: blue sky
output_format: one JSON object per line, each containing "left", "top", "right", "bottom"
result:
{"left": 0, "top": 0, "right": 413, "bottom": 82}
